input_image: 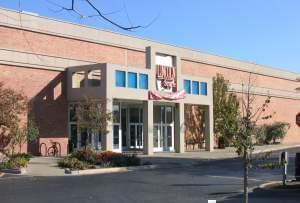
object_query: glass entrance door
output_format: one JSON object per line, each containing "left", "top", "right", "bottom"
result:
{"left": 113, "top": 102, "right": 122, "bottom": 152}
{"left": 153, "top": 106, "right": 174, "bottom": 152}
{"left": 129, "top": 107, "right": 143, "bottom": 149}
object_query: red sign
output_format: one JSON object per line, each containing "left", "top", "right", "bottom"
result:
{"left": 297, "top": 113, "right": 300, "bottom": 127}
{"left": 156, "top": 65, "right": 176, "bottom": 89}
{"left": 148, "top": 90, "right": 186, "bottom": 101}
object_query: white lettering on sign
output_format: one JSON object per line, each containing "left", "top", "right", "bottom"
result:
{"left": 156, "top": 65, "right": 176, "bottom": 92}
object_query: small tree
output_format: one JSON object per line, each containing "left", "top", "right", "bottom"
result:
{"left": 233, "top": 73, "right": 274, "bottom": 203}
{"left": 76, "top": 97, "right": 112, "bottom": 149}
{"left": 213, "top": 74, "right": 240, "bottom": 146}
{"left": 0, "top": 82, "right": 28, "bottom": 153}
{"left": 10, "top": 118, "right": 39, "bottom": 154}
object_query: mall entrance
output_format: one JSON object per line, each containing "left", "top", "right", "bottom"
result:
{"left": 153, "top": 105, "right": 174, "bottom": 152}
{"left": 112, "top": 102, "right": 175, "bottom": 153}
{"left": 112, "top": 102, "right": 144, "bottom": 152}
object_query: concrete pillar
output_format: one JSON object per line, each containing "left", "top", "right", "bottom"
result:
{"left": 103, "top": 98, "right": 113, "bottom": 151}
{"left": 204, "top": 105, "right": 214, "bottom": 152}
{"left": 143, "top": 100, "right": 153, "bottom": 155}
{"left": 174, "top": 103, "right": 185, "bottom": 153}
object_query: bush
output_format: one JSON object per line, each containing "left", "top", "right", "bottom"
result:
{"left": 265, "top": 122, "right": 290, "bottom": 144}
{"left": 10, "top": 153, "right": 32, "bottom": 162}
{"left": 0, "top": 152, "right": 9, "bottom": 163}
{"left": 0, "top": 157, "right": 28, "bottom": 169}
{"left": 255, "top": 122, "right": 290, "bottom": 145}
{"left": 62, "top": 148, "right": 142, "bottom": 169}
{"left": 71, "top": 147, "right": 96, "bottom": 164}
{"left": 58, "top": 157, "right": 89, "bottom": 170}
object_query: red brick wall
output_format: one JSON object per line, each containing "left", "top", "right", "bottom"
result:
{"left": 0, "top": 64, "right": 68, "bottom": 155}
{"left": 182, "top": 60, "right": 300, "bottom": 144}
{"left": 0, "top": 26, "right": 146, "bottom": 68}
{"left": 181, "top": 60, "right": 299, "bottom": 92}
{"left": 0, "top": 24, "right": 299, "bottom": 151}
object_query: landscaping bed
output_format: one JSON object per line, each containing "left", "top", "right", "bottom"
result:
{"left": 58, "top": 148, "right": 149, "bottom": 173}
{"left": 0, "top": 153, "right": 32, "bottom": 174}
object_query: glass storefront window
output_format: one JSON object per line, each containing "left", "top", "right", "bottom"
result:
{"left": 69, "top": 124, "right": 77, "bottom": 152}
{"left": 153, "top": 126, "right": 159, "bottom": 148}
{"left": 165, "top": 107, "right": 173, "bottom": 124}
{"left": 80, "top": 128, "right": 88, "bottom": 147}
{"left": 184, "top": 80, "right": 191, "bottom": 94}
{"left": 128, "top": 72, "right": 137, "bottom": 88}
{"left": 115, "top": 70, "right": 126, "bottom": 87}
{"left": 200, "top": 82, "right": 208, "bottom": 95}
{"left": 192, "top": 81, "right": 199, "bottom": 95}
{"left": 113, "top": 103, "right": 120, "bottom": 123}
{"left": 113, "top": 125, "right": 120, "bottom": 149}
{"left": 130, "top": 108, "right": 140, "bottom": 123}
{"left": 154, "top": 106, "right": 161, "bottom": 123}
{"left": 69, "top": 104, "right": 77, "bottom": 122}
{"left": 139, "top": 74, "right": 148, "bottom": 89}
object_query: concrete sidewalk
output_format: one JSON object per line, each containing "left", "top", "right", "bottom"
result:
{"left": 143, "top": 144, "right": 300, "bottom": 160}
{"left": 18, "top": 143, "right": 300, "bottom": 177}
{"left": 26, "top": 156, "right": 65, "bottom": 177}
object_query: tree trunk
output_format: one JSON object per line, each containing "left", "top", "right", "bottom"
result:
{"left": 243, "top": 151, "right": 249, "bottom": 203}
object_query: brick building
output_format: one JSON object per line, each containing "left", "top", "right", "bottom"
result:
{"left": 0, "top": 8, "right": 299, "bottom": 156}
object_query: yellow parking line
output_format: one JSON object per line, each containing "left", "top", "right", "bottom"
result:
{"left": 0, "top": 172, "right": 4, "bottom": 177}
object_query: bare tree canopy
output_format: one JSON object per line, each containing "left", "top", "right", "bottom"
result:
{"left": 44, "top": 0, "right": 156, "bottom": 31}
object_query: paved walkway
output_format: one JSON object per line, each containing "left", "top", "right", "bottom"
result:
{"left": 143, "top": 144, "right": 300, "bottom": 160}
{"left": 26, "top": 156, "right": 65, "bottom": 177}
{"left": 3, "top": 143, "right": 298, "bottom": 178}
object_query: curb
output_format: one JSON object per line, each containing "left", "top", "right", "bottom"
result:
{"left": 65, "top": 164, "right": 159, "bottom": 175}
{"left": 252, "top": 145, "right": 300, "bottom": 155}
{"left": 258, "top": 181, "right": 282, "bottom": 189}
{"left": 257, "top": 180, "right": 300, "bottom": 191}
{"left": 0, "top": 168, "right": 27, "bottom": 175}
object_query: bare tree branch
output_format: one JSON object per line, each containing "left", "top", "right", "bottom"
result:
{"left": 44, "top": 0, "right": 158, "bottom": 31}
{"left": 85, "top": 0, "right": 141, "bottom": 31}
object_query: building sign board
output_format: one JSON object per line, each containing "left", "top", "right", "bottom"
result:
{"left": 296, "top": 113, "right": 300, "bottom": 127}
{"left": 156, "top": 65, "right": 176, "bottom": 91}
{"left": 148, "top": 90, "right": 186, "bottom": 101}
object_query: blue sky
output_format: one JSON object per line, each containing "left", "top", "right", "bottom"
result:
{"left": 1, "top": 0, "right": 299, "bottom": 73}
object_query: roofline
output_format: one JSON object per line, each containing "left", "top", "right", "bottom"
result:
{"left": 0, "top": 7, "right": 299, "bottom": 81}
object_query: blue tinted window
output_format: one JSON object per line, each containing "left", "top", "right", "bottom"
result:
{"left": 184, "top": 80, "right": 191, "bottom": 94}
{"left": 128, "top": 72, "right": 137, "bottom": 88}
{"left": 200, "top": 82, "right": 208, "bottom": 95}
{"left": 192, "top": 81, "right": 199, "bottom": 95}
{"left": 139, "top": 74, "right": 148, "bottom": 89}
{"left": 115, "top": 70, "right": 126, "bottom": 87}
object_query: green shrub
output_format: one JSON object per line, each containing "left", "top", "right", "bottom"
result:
{"left": 97, "top": 152, "right": 141, "bottom": 167}
{"left": 63, "top": 149, "right": 141, "bottom": 169}
{"left": 58, "top": 157, "right": 89, "bottom": 170}
{"left": 10, "top": 153, "right": 32, "bottom": 162}
{"left": 265, "top": 122, "right": 290, "bottom": 144}
{"left": 255, "top": 122, "right": 290, "bottom": 145}
{"left": 71, "top": 147, "right": 96, "bottom": 164}
{"left": 0, "top": 157, "right": 28, "bottom": 169}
